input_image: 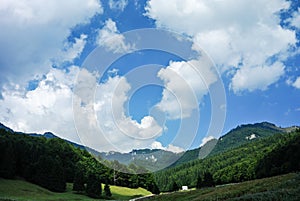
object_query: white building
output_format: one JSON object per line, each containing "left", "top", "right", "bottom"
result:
{"left": 182, "top": 186, "right": 188, "bottom": 190}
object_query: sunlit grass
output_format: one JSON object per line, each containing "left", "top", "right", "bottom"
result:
{"left": 0, "top": 178, "right": 151, "bottom": 201}
{"left": 109, "top": 185, "right": 151, "bottom": 200}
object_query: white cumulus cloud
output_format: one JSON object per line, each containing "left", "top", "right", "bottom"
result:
{"left": 290, "top": 8, "right": 300, "bottom": 29}
{"left": 96, "top": 19, "right": 134, "bottom": 54}
{"left": 0, "top": 66, "right": 166, "bottom": 153}
{"left": 231, "top": 62, "right": 285, "bottom": 93}
{"left": 145, "top": 0, "right": 297, "bottom": 93}
{"left": 56, "top": 34, "right": 88, "bottom": 64}
{"left": 0, "top": 66, "right": 80, "bottom": 142}
{"left": 156, "top": 58, "right": 217, "bottom": 119}
{"left": 73, "top": 70, "right": 164, "bottom": 152}
{"left": 292, "top": 77, "right": 300, "bottom": 89}
{"left": 0, "top": 0, "right": 102, "bottom": 88}
{"left": 109, "top": 0, "right": 128, "bottom": 11}
{"left": 151, "top": 141, "right": 184, "bottom": 153}
{"left": 200, "top": 136, "right": 215, "bottom": 147}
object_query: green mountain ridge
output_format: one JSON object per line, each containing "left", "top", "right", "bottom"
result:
{"left": 209, "top": 121, "right": 294, "bottom": 156}
{"left": 153, "top": 127, "right": 300, "bottom": 192}
{"left": 1, "top": 121, "right": 298, "bottom": 172}
{"left": 166, "top": 122, "right": 299, "bottom": 167}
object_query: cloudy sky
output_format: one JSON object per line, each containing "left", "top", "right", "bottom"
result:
{"left": 0, "top": 0, "right": 299, "bottom": 153}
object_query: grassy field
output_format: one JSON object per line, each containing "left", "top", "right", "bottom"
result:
{"left": 146, "top": 173, "right": 300, "bottom": 201}
{"left": 0, "top": 179, "right": 151, "bottom": 201}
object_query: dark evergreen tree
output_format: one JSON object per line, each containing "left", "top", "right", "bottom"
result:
{"left": 104, "top": 183, "right": 112, "bottom": 197}
{"left": 203, "top": 172, "right": 215, "bottom": 187}
{"left": 73, "top": 161, "right": 86, "bottom": 191}
{"left": 196, "top": 175, "right": 203, "bottom": 189}
{"left": 86, "top": 173, "right": 102, "bottom": 198}
{"left": 0, "top": 141, "right": 16, "bottom": 179}
{"left": 151, "top": 183, "right": 160, "bottom": 195}
{"left": 171, "top": 181, "right": 179, "bottom": 192}
{"left": 33, "top": 155, "right": 66, "bottom": 192}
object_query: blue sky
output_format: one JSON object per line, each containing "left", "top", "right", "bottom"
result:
{"left": 0, "top": 0, "right": 299, "bottom": 153}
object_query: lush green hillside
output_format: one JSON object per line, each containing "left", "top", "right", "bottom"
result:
{"left": 100, "top": 122, "right": 291, "bottom": 170}
{"left": 147, "top": 173, "right": 300, "bottom": 201}
{"left": 209, "top": 122, "right": 287, "bottom": 156}
{"left": 0, "top": 178, "right": 151, "bottom": 201}
{"left": 160, "top": 122, "right": 293, "bottom": 169}
{"left": 154, "top": 129, "right": 300, "bottom": 192}
{"left": 0, "top": 128, "right": 160, "bottom": 198}
{"left": 169, "top": 139, "right": 218, "bottom": 167}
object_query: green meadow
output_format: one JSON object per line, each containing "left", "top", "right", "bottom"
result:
{"left": 0, "top": 179, "right": 151, "bottom": 201}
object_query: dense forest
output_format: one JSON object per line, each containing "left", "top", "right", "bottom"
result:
{"left": 0, "top": 128, "right": 160, "bottom": 198}
{"left": 154, "top": 129, "right": 300, "bottom": 192}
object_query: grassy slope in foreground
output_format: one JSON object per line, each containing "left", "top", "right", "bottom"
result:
{"left": 0, "top": 179, "right": 151, "bottom": 201}
{"left": 147, "top": 173, "right": 300, "bottom": 201}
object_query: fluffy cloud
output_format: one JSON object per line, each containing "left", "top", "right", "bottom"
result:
{"left": 0, "top": 66, "right": 80, "bottom": 142}
{"left": 55, "top": 34, "right": 88, "bottom": 64}
{"left": 73, "top": 70, "right": 165, "bottom": 152}
{"left": 109, "top": 0, "right": 128, "bottom": 11}
{"left": 0, "top": 0, "right": 102, "bottom": 88}
{"left": 52, "top": 34, "right": 87, "bottom": 66}
{"left": 145, "top": 0, "right": 297, "bottom": 92}
{"left": 151, "top": 141, "right": 184, "bottom": 153}
{"left": 95, "top": 75, "right": 162, "bottom": 139}
{"left": 231, "top": 62, "right": 285, "bottom": 93}
{"left": 290, "top": 8, "right": 300, "bottom": 29}
{"left": 292, "top": 77, "right": 300, "bottom": 89}
{"left": 0, "top": 66, "right": 166, "bottom": 153}
{"left": 200, "top": 136, "right": 215, "bottom": 147}
{"left": 156, "top": 58, "right": 217, "bottom": 119}
{"left": 96, "top": 19, "right": 134, "bottom": 53}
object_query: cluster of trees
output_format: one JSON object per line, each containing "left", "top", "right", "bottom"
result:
{"left": 0, "top": 129, "right": 160, "bottom": 198}
{"left": 0, "top": 129, "right": 78, "bottom": 192}
{"left": 154, "top": 129, "right": 300, "bottom": 192}
{"left": 256, "top": 129, "right": 300, "bottom": 178}
{"left": 196, "top": 172, "right": 215, "bottom": 189}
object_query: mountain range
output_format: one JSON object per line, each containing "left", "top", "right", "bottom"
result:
{"left": 1, "top": 121, "right": 298, "bottom": 172}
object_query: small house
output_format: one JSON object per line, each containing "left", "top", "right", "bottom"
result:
{"left": 182, "top": 186, "right": 188, "bottom": 190}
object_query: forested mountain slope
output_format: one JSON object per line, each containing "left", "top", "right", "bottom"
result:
{"left": 209, "top": 122, "right": 291, "bottom": 156}
{"left": 154, "top": 129, "right": 300, "bottom": 192}
{"left": 166, "top": 122, "right": 297, "bottom": 168}
{"left": 0, "top": 128, "right": 160, "bottom": 198}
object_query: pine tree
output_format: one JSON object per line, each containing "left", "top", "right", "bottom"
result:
{"left": 203, "top": 172, "right": 214, "bottom": 187}
{"left": 0, "top": 141, "right": 16, "bottom": 179}
{"left": 171, "top": 181, "right": 179, "bottom": 192}
{"left": 151, "top": 183, "right": 161, "bottom": 195}
{"left": 73, "top": 161, "right": 85, "bottom": 192}
{"left": 104, "top": 183, "right": 112, "bottom": 197}
{"left": 34, "top": 155, "right": 66, "bottom": 192}
{"left": 196, "top": 175, "right": 203, "bottom": 189}
{"left": 86, "top": 173, "right": 102, "bottom": 198}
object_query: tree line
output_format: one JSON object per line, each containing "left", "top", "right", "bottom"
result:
{"left": 0, "top": 129, "right": 160, "bottom": 198}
